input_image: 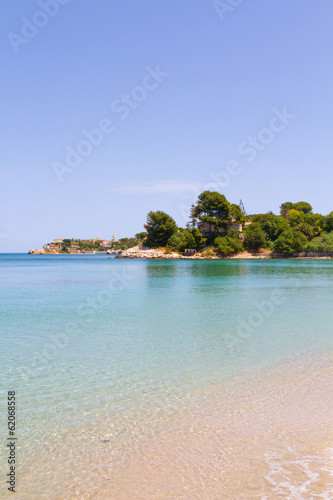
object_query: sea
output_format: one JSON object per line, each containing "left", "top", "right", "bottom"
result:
{"left": 1, "top": 254, "right": 332, "bottom": 499}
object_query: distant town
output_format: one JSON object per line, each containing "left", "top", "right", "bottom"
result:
{"left": 28, "top": 233, "right": 147, "bottom": 255}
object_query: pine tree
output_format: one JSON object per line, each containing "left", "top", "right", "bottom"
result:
{"left": 239, "top": 199, "right": 247, "bottom": 216}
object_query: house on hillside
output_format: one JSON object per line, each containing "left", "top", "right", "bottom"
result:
{"left": 101, "top": 240, "right": 112, "bottom": 248}
{"left": 197, "top": 219, "right": 243, "bottom": 236}
{"left": 53, "top": 238, "right": 63, "bottom": 243}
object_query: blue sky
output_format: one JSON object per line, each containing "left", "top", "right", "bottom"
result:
{"left": 1, "top": 0, "right": 333, "bottom": 252}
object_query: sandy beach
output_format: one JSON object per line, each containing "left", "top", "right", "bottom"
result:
{"left": 13, "top": 349, "right": 333, "bottom": 499}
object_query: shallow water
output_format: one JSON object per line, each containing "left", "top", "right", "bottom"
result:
{"left": 1, "top": 255, "right": 332, "bottom": 498}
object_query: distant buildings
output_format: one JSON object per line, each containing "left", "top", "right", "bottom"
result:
{"left": 100, "top": 240, "right": 112, "bottom": 248}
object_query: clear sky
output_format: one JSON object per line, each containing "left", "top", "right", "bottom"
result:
{"left": 1, "top": 0, "right": 333, "bottom": 252}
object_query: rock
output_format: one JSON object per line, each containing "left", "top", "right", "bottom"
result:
{"left": 28, "top": 248, "right": 57, "bottom": 255}
{"left": 106, "top": 249, "right": 122, "bottom": 255}
{"left": 115, "top": 245, "right": 181, "bottom": 260}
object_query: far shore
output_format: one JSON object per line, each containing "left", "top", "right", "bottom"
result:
{"left": 113, "top": 246, "right": 333, "bottom": 260}
{"left": 27, "top": 246, "right": 333, "bottom": 260}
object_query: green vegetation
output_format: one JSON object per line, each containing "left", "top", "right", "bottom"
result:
{"left": 215, "top": 231, "right": 243, "bottom": 256}
{"left": 280, "top": 201, "right": 313, "bottom": 217}
{"left": 108, "top": 233, "right": 148, "bottom": 250}
{"left": 47, "top": 235, "right": 146, "bottom": 253}
{"left": 46, "top": 192, "right": 333, "bottom": 257}
{"left": 144, "top": 211, "right": 177, "bottom": 247}
{"left": 273, "top": 229, "right": 307, "bottom": 253}
{"left": 251, "top": 213, "right": 289, "bottom": 241}
{"left": 306, "top": 233, "right": 333, "bottom": 253}
{"left": 77, "top": 240, "right": 103, "bottom": 251}
{"left": 243, "top": 223, "right": 267, "bottom": 251}
{"left": 191, "top": 191, "right": 245, "bottom": 240}
{"left": 61, "top": 239, "right": 71, "bottom": 253}
{"left": 323, "top": 212, "right": 333, "bottom": 233}
{"left": 167, "top": 228, "right": 206, "bottom": 253}
{"left": 191, "top": 227, "right": 207, "bottom": 250}
{"left": 141, "top": 193, "right": 333, "bottom": 256}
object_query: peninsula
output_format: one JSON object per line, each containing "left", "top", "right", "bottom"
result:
{"left": 29, "top": 191, "right": 333, "bottom": 259}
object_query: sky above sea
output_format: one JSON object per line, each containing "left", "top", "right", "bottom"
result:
{"left": 1, "top": 1, "right": 333, "bottom": 252}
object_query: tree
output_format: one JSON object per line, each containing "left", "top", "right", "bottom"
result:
{"left": 62, "top": 239, "right": 71, "bottom": 252}
{"left": 190, "top": 227, "right": 207, "bottom": 250}
{"left": 167, "top": 230, "right": 196, "bottom": 253}
{"left": 144, "top": 211, "right": 177, "bottom": 247}
{"left": 135, "top": 232, "right": 147, "bottom": 241}
{"left": 304, "top": 212, "right": 323, "bottom": 229}
{"left": 167, "top": 232, "right": 187, "bottom": 252}
{"left": 280, "top": 202, "right": 294, "bottom": 218}
{"left": 239, "top": 199, "right": 247, "bottom": 217}
{"left": 192, "top": 191, "right": 245, "bottom": 238}
{"left": 280, "top": 201, "right": 312, "bottom": 218}
{"left": 288, "top": 209, "right": 305, "bottom": 226}
{"left": 273, "top": 229, "right": 307, "bottom": 253}
{"left": 297, "top": 223, "right": 316, "bottom": 240}
{"left": 192, "top": 191, "right": 232, "bottom": 231}
{"left": 294, "top": 201, "right": 312, "bottom": 214}
{"left": 243, "top": 223, "right": 267, "bottom": 250}
{"left": 230, "top": 204, "right": 246, "bottom": 224}
{"left": 323, "top": 212, "right": 333, "bottom": 233}
{"left": 306, "top": 233, "right": 333, "bottom": 253}
{"left": 254, "top": 213, "right": 289, "bottom": 241}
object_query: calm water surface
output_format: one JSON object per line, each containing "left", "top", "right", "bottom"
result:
{"left": 1, "top": 254, "right": 332, "bottom": 498}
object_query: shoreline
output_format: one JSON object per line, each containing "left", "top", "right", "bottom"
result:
{"left": 26, "top": 248, "right": 333, "bottom": 259}
{"left": 13, "top": 348, "right": 333, "bottom": 499}
{"left": 113, "top": 246, "right": 333, "bottom": 260}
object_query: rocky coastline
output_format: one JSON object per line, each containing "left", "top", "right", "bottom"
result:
{"left": 114, "top": 246, "right": 190, "bottom": 259}
{"left": 28, "top": 245, "right": 333, "bottom": 259}
{"left": 28, "top": 248, "right": 117, "bottom": 255}
{"left": 114, "top": 246, "right": 333, "bottom": 260}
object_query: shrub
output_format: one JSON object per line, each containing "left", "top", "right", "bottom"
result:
{"left": 273, "top": 229, "right": 307, "bottom": 253}
{"left": 190, "top": 227, "right": 207, "bottom": 250}
{"left": 243, "top": 223, "right": 267, "bottom": 250}
{"left": 215, "top": 233, "right": 243, "bottom": 256}
{"left": 201, "top": 248, "right": 216, "bottom": 258}
{"left": 167, "top": 229, "right": 197, "bottom": 253}
{"left": 306, "top": 233, "right": 333, "bottom": 253}
{"left": 167, "top": 232, "right": 187, "bottom": 252}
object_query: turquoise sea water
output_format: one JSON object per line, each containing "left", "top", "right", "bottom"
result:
{"left": 1, "top": 254, "right": 333, "bottom": 497}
